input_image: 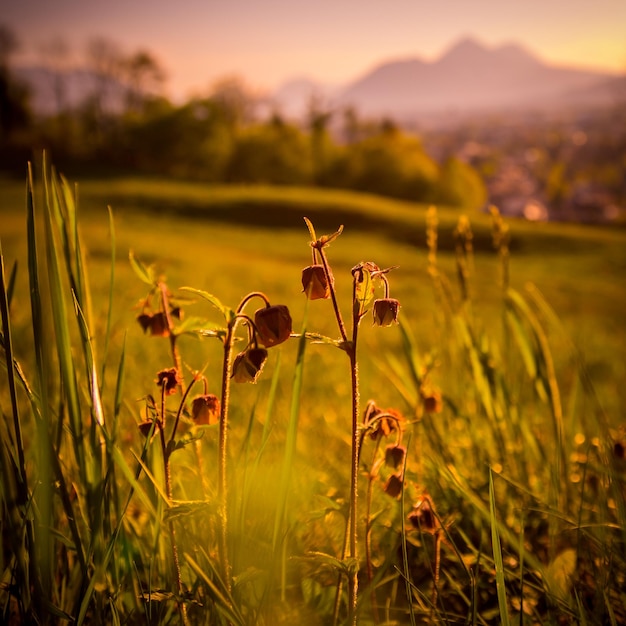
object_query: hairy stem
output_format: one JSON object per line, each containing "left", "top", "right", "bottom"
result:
{"left": 218, "top": 320, "right": 237, "bottom": 595}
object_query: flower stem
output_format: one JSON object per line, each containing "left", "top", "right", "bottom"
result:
{"left": 218, "top": 320, "right": 237, "bottom": 595}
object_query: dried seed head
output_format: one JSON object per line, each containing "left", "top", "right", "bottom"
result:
{"left": 383, "top": 473, "right": 404, "bottom": 499}
{"left": 372, "top": 298, "right": 400, "bottom": 327}
{"left": 385, "top": 444, "right": 406, "bottom": 470}
{"left": 232, "top": 347, "right": 268, "bottom": 383}
{"left": 191, "top": 394, "right": 220, "bottom": 425}
{"left": 301, "top": 265, "right": 331, "bottom": 300}
{"left": 254, "top": 305, "right": 292, "bottom": 347}
{"left": 155, "top": 368, "right": 181, "bottom": 395}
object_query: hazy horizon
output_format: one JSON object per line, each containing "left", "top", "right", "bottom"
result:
{"left": 4, "top": 0, "right": 626, "bottom": 100}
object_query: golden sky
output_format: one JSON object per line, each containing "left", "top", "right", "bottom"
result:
{"left": 5, "top": 0, "right": 626, "bottom": 99}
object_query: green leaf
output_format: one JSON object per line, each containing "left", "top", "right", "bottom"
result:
{"left": 489, "top": 470, "right": 511, "bottom": 626}
{"left": 180, "top": 286, "right": 235, "bottom": 323}
{"left": 545, "top": 548, "right": 576, "bottom": 602}
{"left": 352, "top": 262, "right": 376, "bottom": 317}
{"left": 303, "top": 216, "right": 317, "bottom": 242}
{"left": 163, "top": 500, "right": 215, "bottom": 522}
{"left": 129, "top": 250, "right": 156, "bottom": 286}
{"left": 172, "top": 316, "right": 225, "bottom": 337}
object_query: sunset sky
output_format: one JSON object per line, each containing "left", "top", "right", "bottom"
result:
{"left": 4, "top": 0, "right": 626, "bottom": 99}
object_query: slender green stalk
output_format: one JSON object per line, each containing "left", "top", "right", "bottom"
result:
{"left": 217, "top": 295, "right": 268, "bottom": 595}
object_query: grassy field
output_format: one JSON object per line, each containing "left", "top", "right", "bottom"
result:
{"left": 1, "top": 168, "right": 625, "bottom": 624}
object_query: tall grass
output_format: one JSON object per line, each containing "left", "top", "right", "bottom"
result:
{"left": 1, "top": 162, "right": 625, "bottom": 624}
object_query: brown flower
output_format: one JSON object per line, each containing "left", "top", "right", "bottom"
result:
{"left": 383, "top": 473, "right": 404, "bottom": 499}
{"left": 254, "top": 305, "right": 292, "bottom": 347}
{"left": 232, "top": 347, "right": 268, "bottom": 383}
{"left": 191, "top": 394, "right": 220, "bottom": 425}
{"left": 364, "top": 401, "right": 405, "bottom": 441}
{"left": 301, "top": 265, "right": 332, "bottom": 300}
{"left": 372, "top": 298, "right": 400, "bottom": 327}
{"left": 408, "top": 495, "right": 440, "bottom": 534}
{"left": 421, "top": 388, "right": 443, "bottom": 414}
{"left": 137, "top": 313, "right": 152, "bottom": 333}
{"left": 155, "top": 368, "right": 181, "bottom": 395}
{"left": 150, "top": 312, "right": 170, "bottom": 337}
{"left": 385, "top": 444, "right": 406, "bottom": 470}
{"left": 138, "top": 418, "right": 161, "bottom": 438}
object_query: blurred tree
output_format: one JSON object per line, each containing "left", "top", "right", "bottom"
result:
{"left": 38, "top": 36, "right": 72, "bottom": 115}
{"left": 0, "top": 24, "right": 32, "bottom": 145}
{"left": 306, "top": 95, "right": 337, "bottom": 184}
{"left": 437, "top": 156, "right": 487, "bottom": 209}
{"left": 121, "top": 49, "right": 166, "bottom": 113}
{"left": 341, "top": 124, "right": 440, "bottom": 201}
{"left": 226, "top": 115, "right": 313, "bottom": 184}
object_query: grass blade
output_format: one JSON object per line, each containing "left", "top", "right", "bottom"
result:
{"left": 489, "top": 469, "right": 511, "bottom": 626}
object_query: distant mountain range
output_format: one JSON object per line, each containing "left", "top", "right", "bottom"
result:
{"left": 14, "top": 37, "right": 625, "bottom": 121}
{"left": 273, "top": 37, "right": 625, "bottom": 120}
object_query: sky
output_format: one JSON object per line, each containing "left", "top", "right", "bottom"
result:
{"left": 4, "top": 0, "right": 626, "bottom": 100}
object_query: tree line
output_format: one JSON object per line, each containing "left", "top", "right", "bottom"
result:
{"left": 0, "top": 25, "right": 486, "bottom": 209}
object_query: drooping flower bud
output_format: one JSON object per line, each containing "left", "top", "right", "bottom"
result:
{"left": 232, "top": 348, "right": 268, "bottom": 383}
{"left": 137, "top": 314, "right": 152, "bottom": 333}
{"left": 191, "top": 394, "right": 220, "bottom": 425}
{"left": 422, "top": 388, "right": 443, "bottom": 414}
{"left": 372, "top": 298, "right": 400, "bottom": 327}
{"left": 301, "top": 265, "right": 331, "bottom": 300}
{"left": 383, "top": 473, "right": 404, "bottom": 499}
{"left": 155, "top": 368, "right": 181, "bottom": 395}
{"left": 254, "top": 305, "right": 292, "bottom": 347}
{"left": 384, "top": 444, "right": 406, "bottom": 470}
{"left": 138, "top": 418, "right": 161, "bottom": 439}
{"left": 408, "top": 495, "right": 439, "bottom": 534}
{"left": 150, "top": 312, "right": 170, "bottom": 337}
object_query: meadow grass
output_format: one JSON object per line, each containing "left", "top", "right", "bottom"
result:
{"left": 0, "top": 166, "right": 625, "bottom": 624}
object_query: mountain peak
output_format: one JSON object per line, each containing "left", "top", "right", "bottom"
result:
{"left": 438, "top": 37, "right": 488, "bottom": 62}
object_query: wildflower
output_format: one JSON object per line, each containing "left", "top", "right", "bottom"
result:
{"left": 138, "top": 418, "right": 161, "bottom": 439}
{"left": 372, "top": 298, "right": 400, "bottom": 327}
{"left": 137, "top": 313, "right": 153, "bottom": 333}
{"left": 301, "top": 264, "right": 331, "bottom": 300}
{"left": 156, "top": 368, "right": 181, "bottom": 395}
{"left": 191, "top": 394, "right": 220, "bottom": 425}
{"left": 385, "top": 444, "right": 406, "bottom": 470}
{"left": 363, "top": 400, "right": 405, "bottom": 441}
{"left": 254, "top": 305, "right": 292, "bottom": 347}
{"left": 149, "top": 312, "right": 170, "bottom": 337}
{"left": 408, "top": 495, "right": 440, "bottom": 534}
{"left": 421, "top": 388, "right": 443, "bottom": 414}
{"left": 232, "top": 347, "right": 268, "bottom": 383}
{"left": 383, "top": 473, "right": 404, "bottom": 499}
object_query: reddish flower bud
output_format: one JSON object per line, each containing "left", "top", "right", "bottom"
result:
{"left": 301, "top": 265, "right": 331, "bottom": 300}
{"left": 385, "top": 444, "right": 406, "bottom": 470}
{"left": 364, "top": 401, "right": 405, "bottom": 441}
{"left": 408, "top": 495, "right": 439, "bottom": 534}
{"left": 232, "top": 348, "right": 268, "bottom": 383}
{"left": 372, "top": 298, "right": 400, "bottom": 327}
{"left": 137, "top": 314, "right": 152, "bottom": 333}
{"left": 254, "top": 305, "right": 292, "bottom": 347}
{"left": 383, "top": 473, "right": 404, "bottom": 499}
{"left": 138, "top": 418, "right": 161, "bottom": 439}
{"left": 191, "top": 394, "right": 220, "bottom": 425}
{"left": 421, "top": 388, "right": 443, "bottom": 414}
{"left": 155, "top": 368, "right": 181, "bottom": 395}
{"left": 149, "top": 312, "right": 170, "bottom": 337}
